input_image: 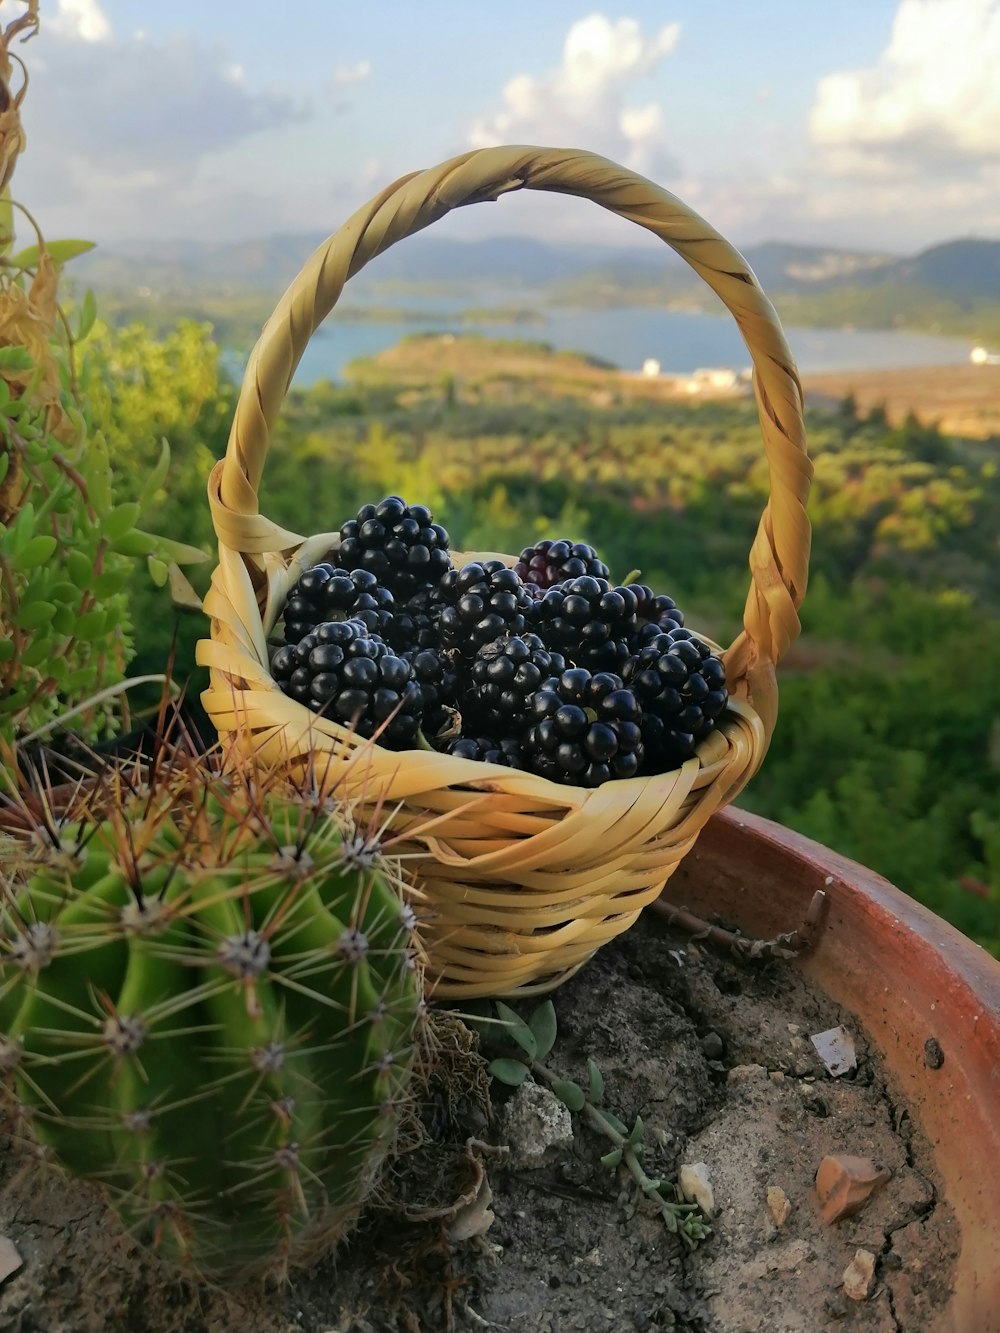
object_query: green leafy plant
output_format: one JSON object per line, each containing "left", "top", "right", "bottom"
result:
{"left": 0, "top": 7, "right": 207, "bottom": 753}
{"left": 484, "top": 999, "right": 711, "bottom": 1249}
{"left": 0, "top": 223, "right": 208, "bottom": 751}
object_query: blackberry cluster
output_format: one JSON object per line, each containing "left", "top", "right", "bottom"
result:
{"left": 514, "top": 539, "right": 609, "bottom": 592}
{"left": 532, "top": 576, "right": 638, "bottom": 673}
{"left": 337, "top": 495, "right": 452, "bottom": 598}
{"left": 384, "top": 584, "right": 446, "bottom": 654}
{"left": 524, "top": 668, "right": 644, "bottom": 787}
{"left": 270, "top": 618, "right": 423, "bottom": 747}
{"left": 622, "top": 627, "right": 729, "bottom": 768}
{"left": 273, "top": 499, "right": 731, "bottom": 788}
{"left": 439, "top": 561, "right": 532, "bottom": 657}
{"left": 465, "top": 634, "right": 566, "bottom": 737}
{"left": 282, "top": 564, "right": 394, "bottom": 642}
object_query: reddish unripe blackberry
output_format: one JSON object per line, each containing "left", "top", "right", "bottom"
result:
{"left": 270, "top": 618, "right": 423, "bottom": 747}
{"left": 523, "top": 667, "right": 644, "bottom": 787}
{"left": 443, "top": 735, "right": 525, "bottom": 769}
{"left": 282, "top": 563, "right": 394, "bottom": 642}
{"left": 622, "top": 627, "right": 728, "bottom": 769}
{"left": 465, "top": 633, "right": 566, "bottom": 737}
{"left": 532, "top": 575, "right": 638, "bottom": 674}
{"left": 439, "top": 560, "right": 532, "bottom": 656}
{"left": 514, "top": 538, "right": 609, "bottom": 590}
{"left": 337, "top": 495, "right": 452, "bottom": 597}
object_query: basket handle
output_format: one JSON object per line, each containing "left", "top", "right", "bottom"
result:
{"left": 213, "top": 146, "right": 811, "bottom": 675}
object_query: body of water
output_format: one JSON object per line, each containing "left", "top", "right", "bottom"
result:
{"left": 234, "top": 302, "right": 972, "bottom": 389}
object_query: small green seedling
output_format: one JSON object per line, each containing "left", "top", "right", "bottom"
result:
{"left": 483, "top": 999, "right": 711, "bottom": 1249}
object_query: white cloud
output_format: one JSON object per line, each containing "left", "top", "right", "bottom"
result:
{"left": 48, "top": 0, "right": 111, "bottom": 43}
{"left": 332, "top": 59, "right": 371, "bottom": 87}
{"left": 13, "top": 23, "right": 303, "bottom": 240}
{"left": 810, "top": 0, "right": 1000, "bottom": 172}
{"left": 469, "top": 14, "right": 680, "bottom": 176}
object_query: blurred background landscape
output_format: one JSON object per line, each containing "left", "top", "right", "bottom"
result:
{"left": 6, "top": 0, "right": 1000, "bottom": 951}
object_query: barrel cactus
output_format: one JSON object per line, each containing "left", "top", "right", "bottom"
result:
{"left": 0, "top": 747, "right": 425, "bottom": 1276}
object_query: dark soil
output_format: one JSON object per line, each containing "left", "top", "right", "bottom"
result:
{"left": 0, "top": 910, "right": 958, "bottom": 1332}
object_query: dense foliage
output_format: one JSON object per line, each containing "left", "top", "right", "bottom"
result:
{"left": 85, "top": 328, "right": 999, "bottom": 954}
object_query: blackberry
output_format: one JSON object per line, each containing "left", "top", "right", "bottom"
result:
{"left": 522, "top": 668, "right": 644, "bottom": 787}
{"left": 532, "top": 576, "right": 638, "bottom": 674}
{"left": 269, "top": 618, "right": 423, "bottom": 748}
{"left": 514, "top": 538, "right": 609, "bottom": 591}
{"left": 439, "top": 561, "right": 532, "bottom": 657}
{"left": 629, "top": 582, "right": 685, "bottom": 649}
{"left": 403, "top": 646, "right": 459, "bottom": 738}
{"left": 384, "top": 583, "right": 446, "bottom": 655}
{"left": 622, "top": 627, "right": 729, "bottom": 769}
{"left": 465, "top": 634, "right": 566, "bottom": 737}
{"left": 282, "top": 564, "right": 394, "bottom": 643}
{"left": 443, "top": 735, "right": 525, "bottom": 769}
{"left": 336, "top": 495, "right": 452, "bottom": 598}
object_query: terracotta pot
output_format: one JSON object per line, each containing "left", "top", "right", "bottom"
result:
{"left": 662, "top": 807, "right": 1000, "bottom": 1333}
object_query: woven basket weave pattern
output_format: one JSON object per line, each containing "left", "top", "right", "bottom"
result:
{"left": 197, "top": 146, "right": 812, "bottom": 999}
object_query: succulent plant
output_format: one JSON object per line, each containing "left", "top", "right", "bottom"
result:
{"left": 0, "top": 742, "right": 425, "bottom": 1277}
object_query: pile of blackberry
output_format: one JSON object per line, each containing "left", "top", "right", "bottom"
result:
{"left": 270, "top": 496, "right": 729, "bottom": 783}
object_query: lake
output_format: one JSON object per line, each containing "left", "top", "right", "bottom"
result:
{"left": 233, "top": 305, "right": 973, "bottom": 389}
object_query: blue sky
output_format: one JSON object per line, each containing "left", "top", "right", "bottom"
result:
{"left": 11, "top": 0, "right": 1000, "bottom": 253}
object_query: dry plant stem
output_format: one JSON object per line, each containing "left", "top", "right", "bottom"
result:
{"left": 529, "top": 1061, "right": 704, "bottom": 1249}
{"left": 650, "top": 888, "right": 829, "bottom": 960}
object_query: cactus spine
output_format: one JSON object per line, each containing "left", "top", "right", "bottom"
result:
{"left": 0, "top": 747, "right": 424, "bottom": 1275}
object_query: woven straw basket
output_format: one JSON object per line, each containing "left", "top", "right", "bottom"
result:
{"left": 198, "top": 146, "right": 812, "bottom": 1000}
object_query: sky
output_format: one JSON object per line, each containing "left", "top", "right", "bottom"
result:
{"left": 8, "top": 0, "right": 1000, "bottom": 255}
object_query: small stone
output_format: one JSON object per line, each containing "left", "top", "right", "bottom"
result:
{"left": 726, "top": 1062, "right": 768, "bottom": 1085}
{"left": 842, "top": 1247, "right": 877, "bottom": 1301}
{"left": 810, "top": 1025, "right": 857, "bottom": 1078}
{"left": 0, "top": 1236, "right": 22, "bottom": 1286}
{"left": 815, "top": 1154, "right": 891, "bottom": 1224}
{"left": 766, "top": 1185, "right": 792, "bottom": 1227}
{"left": 500, "top": 1082, "right": 574, "bottom": 1169}
{"left": 923, "top": 1036, "right": 945, "bottom": 1070}
{"left": 699, "top": 1031, "right": 724, "bottom": 1060}
{"left": 678, "top": 1161, "right": 715, "bottom": 1217}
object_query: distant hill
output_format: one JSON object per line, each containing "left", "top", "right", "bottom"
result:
{"left": 866, "top": 239, "right": 1000, "bottom": 300}
{"left": 69, "top": 231, "right": 1000, "bottom": 342}
{"left": 73, "top": 233, "right": 896, "bottom": 296}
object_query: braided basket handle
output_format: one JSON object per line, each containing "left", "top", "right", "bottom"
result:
{"left": 214, "top": 146, "right": 811, "bottom": 678}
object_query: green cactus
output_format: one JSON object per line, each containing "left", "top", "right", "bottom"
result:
{"left": 0, "top": 748, "right": 425, "bottom": 1276}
